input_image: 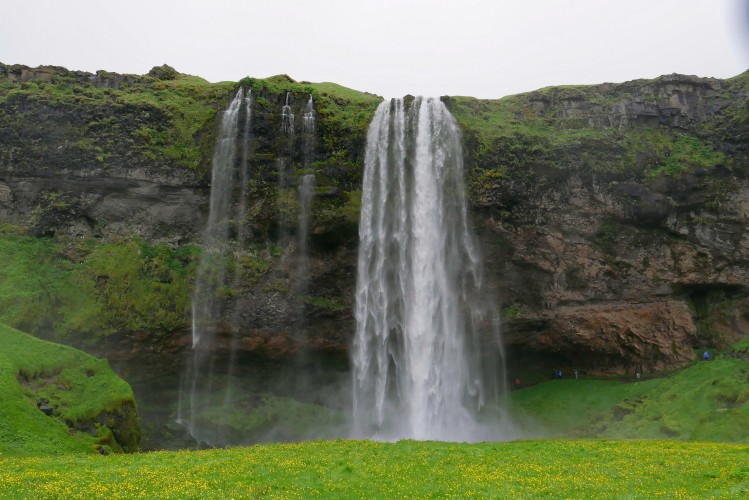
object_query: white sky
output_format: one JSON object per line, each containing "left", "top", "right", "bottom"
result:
{"left": 1, "top": 0, "right": 748, "bottom": 99}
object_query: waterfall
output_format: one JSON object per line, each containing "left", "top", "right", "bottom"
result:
{"left": 352, "top": 97, "right": 506, "bottom": 441}
{"left": 179, "top": 87, "right": 251, "bottom": 445}
{"left": 222, "top": 88, "right": 253, "bottom": 408}
{"left": 297, "top": 94, "right": 316, "bottom": 304}
{"left": 281, "top": 92, "right": 294, "bottom": 139}
{"left": 191, "top": 88, "right": 244, "bottom": 350}
{"left": 296, "top": 173, "right": 316, "bottom": 300}
{"left": 302, "top": 94, "right": 315, "bottom": 167}
{"left": 236, "top": 89, "right": 253, "bottom": 245}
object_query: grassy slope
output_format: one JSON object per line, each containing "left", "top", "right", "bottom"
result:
{"left": 0, "top": 323, "right": 138, "bottom": 454}
{"left": 0, "top": 233, "right": 197, "bottom": 340}
{"left": 512, "top": 358, "right": 749, "bottom": 442}
{"left": 0, "top": 439, "right": 747, "bottom": 497}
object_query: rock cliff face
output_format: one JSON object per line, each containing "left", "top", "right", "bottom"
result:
{"left": 0, "top": 63, "right": 747, "bottom": 382}
{"left": 448, "top": 72, "right": 749, "bottom": 375}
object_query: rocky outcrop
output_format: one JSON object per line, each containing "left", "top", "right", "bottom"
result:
{"left": 455, "top": 72, "right": 749, "bottom": 375}
{"left": 526, "top": 74, "right": 731, "bottom": 131}
{"left": 517, "top": 301, "right": 697, "bottom": 374}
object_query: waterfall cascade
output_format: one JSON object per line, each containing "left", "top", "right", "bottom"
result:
{"left": 297, "top": 95, "right": 316, "bottom": 298}
{"left": 281, "top": 92, "right": 294, "bottom": 139}
{"left": 302, "top": 94, "right": 315, "bottom": 167}
{"left": 190, "top": 88, "right": 245, "bottom": 350}
{"left": 179, "top": 88, "right": 252, "bottom": 444}
{"left": 352, "top": 97, "right": 506, "bottom": 441}
{"left": 296, "top": 173, "right": 316, "bottom": 299}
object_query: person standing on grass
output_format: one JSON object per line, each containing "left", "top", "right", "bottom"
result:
{"left": 703, "top": 351, "right": 710, "bottom": 361}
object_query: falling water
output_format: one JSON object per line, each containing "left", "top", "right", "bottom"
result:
{"left": 297, "top": 94, "right": 316, "bottom": 299}
{"left": 179, "top": 88, "right": 249, "bottom": 444}
{"left": 222, "top": 88, "right": 253, "bottom": 408}
{"left": 191, "top": 88, "right": 244, "bottom": 350}
{"left": 236, "top": 89, "right": 253, "bottom": 245}
{"left": 302, "top": 94, "right": 315, "bottom": 166}
{"left": 296, "top": 173, "right": 316, "bottom": 299}
{"left": 281, "top": 92, "right": 294, "bottom": 139}
{"left": 352, "top": 97, "right": 506, "bottom": 441}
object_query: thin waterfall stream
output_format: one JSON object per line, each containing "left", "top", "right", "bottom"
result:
{"left": 178, "top": 88, "right": 251, "bottom": 445}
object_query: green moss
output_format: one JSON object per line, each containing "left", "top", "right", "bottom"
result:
{"left": 313, "top": 189, "right": 362, "bottom": 229}
{"left": 79, "top": 238, "right": 198, "bottom": 334}
{"left": 0, "top": 234, "right": 196, "bottom": 340}
{"left": 501, "top": 305, "right": 521, "bottom": 319}
{"left": 0, "top": 235, "right": 101, "bottom": 338}
{"left": 0, "top": 322, "right": 139, "bottom": 455}
{"left": 236, "top": 254, "right": 272, "bottom": 284}
{"left": 623, "top": 128, "right": 725, "bottom": 178}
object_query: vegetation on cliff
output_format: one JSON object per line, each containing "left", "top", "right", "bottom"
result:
{"left": 0, "top": 322, "right": 140, "bottom": 454}
{"left": 0, "top": 63, "right": 233, "bottom": 172}
{"left": 0, "top": 64, "right": 381, "bottom": 347}
{"left": 0, "top": 63, "right": 381, "bottom": 181}
{"left": 445, "top": 73, "right": 747, "bottom": 215}
{"left": 0, "top": 233, "right": 196, "bottom": 340}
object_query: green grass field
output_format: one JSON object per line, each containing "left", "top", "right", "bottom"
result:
{"left": 1, "top": 439, "right": 747, "bottom": 498}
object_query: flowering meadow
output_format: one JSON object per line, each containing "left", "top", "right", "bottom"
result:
{"left": 1, "top": 439, "right": 747, "bottom": 498}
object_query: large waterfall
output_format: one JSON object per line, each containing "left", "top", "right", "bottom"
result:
{"left": 352, "top": 97, "right": 505, "bottom": 441}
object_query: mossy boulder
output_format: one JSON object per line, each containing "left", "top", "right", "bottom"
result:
{"left": 147, "top": 64, "right": 179, "bottom": 81}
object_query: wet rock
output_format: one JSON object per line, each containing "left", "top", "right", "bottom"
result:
{"left": 37, "top": 400, "right": 54, "bottom": 416}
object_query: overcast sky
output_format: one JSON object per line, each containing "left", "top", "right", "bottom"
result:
{"left": 1, "top": 0, "right": 748, "bottom": 98}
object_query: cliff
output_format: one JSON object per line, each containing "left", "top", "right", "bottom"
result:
{"left": 0, "top": 62, "right": 747, "bottom": 382}
{"left": 447, "top": 72, "right": 749, "bottom": 375}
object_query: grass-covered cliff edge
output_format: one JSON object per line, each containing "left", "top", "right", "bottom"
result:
{"left": 0, "top": 62, "right": 748, "bottom": 447}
